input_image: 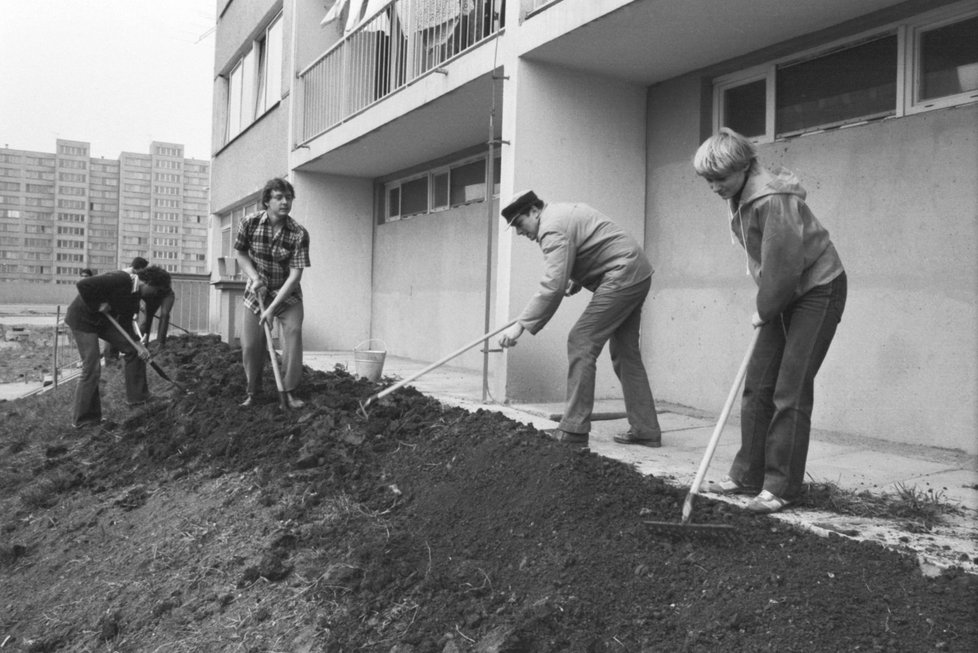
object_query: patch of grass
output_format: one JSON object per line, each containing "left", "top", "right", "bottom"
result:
{"left": 800, "top": 480, "right": 960, "bottom": 531}
{"left": 18, "top": 469, "right": 78, "bottom": 510}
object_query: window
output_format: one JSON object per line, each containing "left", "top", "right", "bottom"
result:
{"left": 59, "top": 159, "right": 87, "bottom": 169}
{"left": 713, "top": 4, "right": 978, "bottom": 141}
{"left": 59, "top": 185, "right": 87, "bottom": 196}
{"left": 59, "top": 172, "right": 87, "bottom": 182}
{"left": 57, "top": 226, "right": 85, "bottom": 235}
{"left": 0, "top": 209, "right": 20, "bottom": 218}
{"left": 155, "top": 198, "right": 180, "bottom": 208}
{"left": 381, "top": 152, "right": 501, "bottom": 223}
{"left": 400, "top": 176, "right": 429, "bottom": 217}
{"left": 156, "top": 146, "right": 182, "bottom": 157}
{"left": 0, "top": 181, "right": 19, "bottom": 191}
{"left": 910, "top": 12, "right": 978, "bottom": 110}
{"left": 225, "top": 13, "right": 283, "bottom": 143}
{"left": 58, "top": 144, "right": 87, "bottom": 156}
{"left": 57, "top": 212, "right": 85, "bottom": 223}
{"left": 778, "top": 35, "right": 897, "bottom": 136}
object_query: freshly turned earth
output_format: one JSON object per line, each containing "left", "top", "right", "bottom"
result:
{"left": 0, "top": 335, "right": 975, "bottom": 652}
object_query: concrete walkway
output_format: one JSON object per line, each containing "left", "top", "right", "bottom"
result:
{"left": 306, "top": 350, "right": 978, "bottom": 575}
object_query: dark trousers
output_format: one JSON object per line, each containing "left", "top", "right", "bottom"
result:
{"left": 71, "top": 326, "right": 149, "bottom": 425}
{"left": 560, "top": 277, "right": 660, "bottom": 437}
{"left": 730, "top": 272, "right": 848, "bottom": 499}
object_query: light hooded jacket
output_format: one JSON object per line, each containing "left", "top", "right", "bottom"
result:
{"left": 729, "top": 164, "right": 845, "bottom": 322}
{"left": 517, "top": 202, "right": 653, "bottom": 334}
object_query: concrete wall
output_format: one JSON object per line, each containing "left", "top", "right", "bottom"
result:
{"left": 647, "top": 76, "right": 978, "bottom": 454}
{"left": 291, "top": 172, "right": 374, "bottom": 351}
{"left": 372, "top": 200, "right": 499, "bottom": 370}
{"left": 497, "top": 59, "right": 648, "bottom": 402}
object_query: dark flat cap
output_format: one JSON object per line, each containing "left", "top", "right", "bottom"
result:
{"left": 501, "top": 189, "right": 539, "bottom": 224}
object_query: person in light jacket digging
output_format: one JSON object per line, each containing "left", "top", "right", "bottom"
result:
{"left": 497, "top": 190, "right": 662, "bottom": 450}
{"left": 65, "top": 266, "right": 172, "bottom": 428}
{"left": 693, "top": 127, "right": 847, "bottom": 514}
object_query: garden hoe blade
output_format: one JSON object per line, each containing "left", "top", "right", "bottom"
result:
{"left": 106, "top": 313, "right": 190, "bottom": 395}
{"left": 644, "top": 327, "right": 760, "bottom": 542}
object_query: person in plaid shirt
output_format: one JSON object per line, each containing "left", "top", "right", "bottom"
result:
{"left": 234, "top": 177, "right": 311, "bottom": 409}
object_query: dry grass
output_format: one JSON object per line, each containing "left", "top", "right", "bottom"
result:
{"left": 800, "top": 479, "right": 960, "bottom": 531}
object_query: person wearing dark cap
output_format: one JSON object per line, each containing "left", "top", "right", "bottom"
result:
{"left": 65, "top": 265, "right": 172, "bottom": 428}
{"left": 497, "top": 190, "right": 662, "bottom": 449}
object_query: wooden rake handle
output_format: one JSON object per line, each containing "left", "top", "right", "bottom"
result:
{"left": 360, "top": 319, "right": 519, "bottom": 412}
{"left": 681, "top": 326, "right": 761, "bottom": 524}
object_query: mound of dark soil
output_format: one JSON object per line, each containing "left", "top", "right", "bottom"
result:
{"left": 1, "top": 335, "right": 976, "bottom": 652}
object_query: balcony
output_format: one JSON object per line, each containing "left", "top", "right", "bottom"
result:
{"left": 298, "top": 0, "right": 505, "bottom": 146}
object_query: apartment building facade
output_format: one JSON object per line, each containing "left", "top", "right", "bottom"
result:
{"left": 0, "top": 139, "right": 210, "bottom": 287}
{"left": 210, "top": 0, "right": 977, "bottom": 453}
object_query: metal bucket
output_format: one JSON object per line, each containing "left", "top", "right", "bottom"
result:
{"left": 354, "top": 339, "right": 387, "bottom": 382}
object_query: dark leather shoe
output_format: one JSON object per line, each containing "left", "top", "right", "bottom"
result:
{"left": 239, "top": 394, "right": 259, "bottom": 407}
{"left": 613, "top": 430, "right": 662, "bottom": 447}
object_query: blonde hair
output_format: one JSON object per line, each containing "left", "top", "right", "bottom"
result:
{"left": 693, "top": 127, "right": 757, "bottom": 179}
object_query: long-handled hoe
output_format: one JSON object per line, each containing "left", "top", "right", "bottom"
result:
{"left": 257, "top": 294, "right": 290, "bottom": 412}
{"left": 357, "top": 319, "right": 518, "bottom": 418}
{"left": 645, "top": 327, "right": 761, "bottom": 540}
{"left": 105, "top": 313, "right": 191, "bottom": 395}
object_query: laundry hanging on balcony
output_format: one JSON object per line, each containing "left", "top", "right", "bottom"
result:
{"left": 321, "top": 0, "right": 392, "bottom": 33}
{"left": 396, "top": 0, "right": 478, "bottom": 51}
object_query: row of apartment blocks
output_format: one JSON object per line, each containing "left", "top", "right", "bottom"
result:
{"left": 0, "top": 139, "right": 209, "bottom": 284}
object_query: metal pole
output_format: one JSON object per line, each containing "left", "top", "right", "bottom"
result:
{"left": 53, "top": 306, "right": 60, "bottom": 389}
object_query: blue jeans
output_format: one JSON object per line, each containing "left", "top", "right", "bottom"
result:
{"left": 730, "top": 272, "right": 847, "bottom": 499}
{"left": 559, "top": 277, "right": 660, "bottom": 437}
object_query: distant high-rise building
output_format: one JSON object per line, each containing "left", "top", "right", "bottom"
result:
{"left": 0, "top": 139, "right": 209, "bottom": 285}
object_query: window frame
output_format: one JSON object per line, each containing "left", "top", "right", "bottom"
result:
{"left": 224, "top": 12, "right": 284, "bottom": 145}
{"left": 379, "top": 151, "right": 502, "bottom": 224}
{"left": 904, "top": 6, "right": 978, "bottom": 114}
{"left": 712, "top": 2, "right": 977, "bottom": 143}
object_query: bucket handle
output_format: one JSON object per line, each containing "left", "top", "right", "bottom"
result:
{"left": 355, "top": 338, "right": 387, "bottom": 353}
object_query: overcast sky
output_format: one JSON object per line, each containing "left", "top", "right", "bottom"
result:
{"left": 0, "top": 0, "right": 216, "bottom": 161}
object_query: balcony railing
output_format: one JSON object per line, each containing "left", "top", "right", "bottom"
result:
{"left": 298, "top": 0, "right": 505, "bottom": 145}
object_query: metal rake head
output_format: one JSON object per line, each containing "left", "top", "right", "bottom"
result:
{"left": 643, "top": 520, "right": 740, "bottom": 542}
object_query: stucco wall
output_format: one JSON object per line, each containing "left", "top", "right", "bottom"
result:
{"left": 647, "top": 75, "right": 978, "bottom": 453}
{"left": 372, "top": 200, "right": 499, "bottom": 370}
{"left": 497, "top": 59, "right": 648, "bottom": 403}
{"left": 210, "top": 108, "right": 291, "bottom": 213}
{"left": 292, "top": 172, "right": 374, "bottom": 351}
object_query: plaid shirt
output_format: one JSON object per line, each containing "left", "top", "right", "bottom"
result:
{"left": 234, "top": 210, "right": 311, "bottom": 316}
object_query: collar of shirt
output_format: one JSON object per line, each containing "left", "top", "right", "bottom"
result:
{"left": 260, "top": 211, "right": 294, "bottom": 235}
{"left": 130, "top": 273, "right": 139, "bottom": 293}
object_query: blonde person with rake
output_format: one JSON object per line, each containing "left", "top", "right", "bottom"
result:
{"left": 693, "top": 127, "right": 847, "bottom": 514}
